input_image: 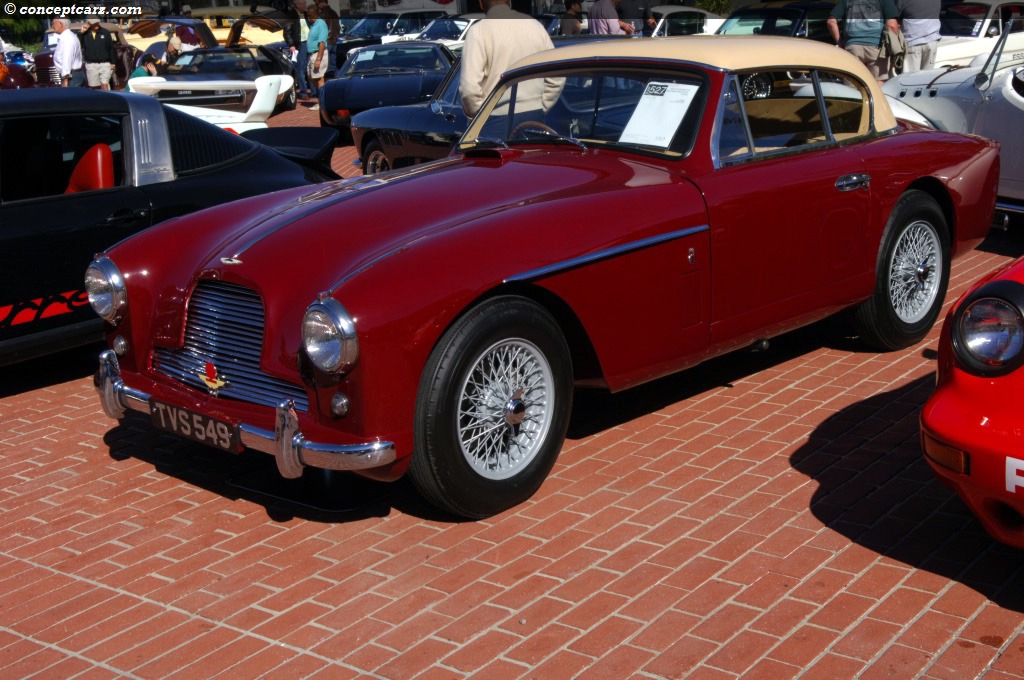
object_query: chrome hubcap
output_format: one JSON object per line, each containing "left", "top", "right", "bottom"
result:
{"left": 890, "top": 220, "right": 941, "bottom": 324}
{"left": 366, "top": 150, "right": 389, "bottom": 174}
{"left": 457, "top": 339, "right": 553, "bottom": 481}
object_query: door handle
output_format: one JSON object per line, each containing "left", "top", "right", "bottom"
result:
{"left": 836, "top": 173, "right": 871, "bottom": 191}
{"left": 105, "top": 207, "right": 151, "bottom": 225}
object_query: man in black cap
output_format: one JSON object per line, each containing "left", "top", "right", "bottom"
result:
{"left": 81, "top": 17, "right": 116, "bottom": 90}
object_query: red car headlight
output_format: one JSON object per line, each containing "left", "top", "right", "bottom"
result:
{"left": 302, "top": 297, "right": 359, "bottom": 375}
{"left": 952, "top": 281, "right": 1024, "bottom": 376}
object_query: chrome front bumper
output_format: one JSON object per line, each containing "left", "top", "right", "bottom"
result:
{"left": 95, "top": 350, "right": 396, "bottom": 478}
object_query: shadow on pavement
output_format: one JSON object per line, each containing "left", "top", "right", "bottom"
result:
{"left": 0, "top": 341, "right": 105, "bottom": 399}
{"left": 102, "top": 411, "right": 452, "bottom": 524}
{"left": 790, "top": 375, "right": 1024, "bottom": 612}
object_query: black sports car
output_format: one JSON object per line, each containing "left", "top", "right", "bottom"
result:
{"left": 348, "top": 36, "right": 632, "bottom": 173}
{"left": 319, "top": 41, "right": 455, "bottom": 140}
{"left": 0, "top": 89, "right": 338, "bottom": 365}
{"left": 350, "top": 56, "right": 465, "bottom": 173}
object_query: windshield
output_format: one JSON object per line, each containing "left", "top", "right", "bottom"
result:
{"left": 420, "top": 17, "right": 470, "bottom": 40}
{"left": 348, "top": 14, "right": 399, "bottom": 37}
{"left": 461, "top": 67, "right": 706, "bottom": 157}
{"left": 341, "top": 45, "right": 445, "bottom": 74}
{"left": 717, "top": 9, "right": 802, "bottom": 36}
{"left": 168, "top": 49, "right": 256, "bottom": 73}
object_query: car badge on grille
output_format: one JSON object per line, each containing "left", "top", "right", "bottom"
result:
{"left": 200, "top": 361, "right": 227, "bottom": 394}
{"left": 220, "top": 257, "right": 243, "bottom": 265}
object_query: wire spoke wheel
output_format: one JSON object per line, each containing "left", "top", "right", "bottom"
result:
{"left": 855, "top": 190, "right": 950, "bottom": 350}
{"left": 411, "top": 297, "right": 572, "bottom": 518}
{"left": 888, "top": 219, "right": 942, "bottom": 324}
{"left": 457, "top": 339, "right": 554, "bottom": 481}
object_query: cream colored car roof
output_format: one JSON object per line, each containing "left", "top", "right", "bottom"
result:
{"left": 512, "top": 35, "right": 897, "bottom": 132}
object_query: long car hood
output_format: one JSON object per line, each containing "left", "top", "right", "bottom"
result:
{"left": 132, "top": 148, "right": 687, "bottom": 312}
{"left": 323, "top": 72, "right": 440, "bottom": 110}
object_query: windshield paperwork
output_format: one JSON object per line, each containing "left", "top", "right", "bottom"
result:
{"left": 460, "top": 68, "right": 706, "bottom": 156}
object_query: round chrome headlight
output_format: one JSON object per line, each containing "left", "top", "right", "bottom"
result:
{"left": 302, "top": 298, "right": 358, "bottom": 374}
{"left": 959, "top": 298, "right": 1024, "bottom": 366}
{"left": 84, "top": 258, "right": 126, "bottom": 324}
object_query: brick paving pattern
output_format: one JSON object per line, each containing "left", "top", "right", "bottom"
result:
{"left": 2, "top": 103, "right": 1023, "bottom": 678}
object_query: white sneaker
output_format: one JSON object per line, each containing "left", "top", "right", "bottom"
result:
{"left": 309, "top": 104, "right": 319, "bottom": 111}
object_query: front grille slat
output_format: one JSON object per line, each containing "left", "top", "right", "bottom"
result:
{"left": 153, "top": 280, "right": 309, "bottom": 412}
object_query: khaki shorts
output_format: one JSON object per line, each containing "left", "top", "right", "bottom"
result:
{"left": 845, "top": 43, "right": 888, "bottom": 80}
{"left": 308, "top": 56, "right": 328, "bottom": 80}
{"left": 85, "top": 62, "right": 113, "bottom": 87}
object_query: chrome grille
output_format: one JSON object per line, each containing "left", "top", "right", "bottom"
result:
{"left": 153, "top": 280, "right": 309, "bottom": 412}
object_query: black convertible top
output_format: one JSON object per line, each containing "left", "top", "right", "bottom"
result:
{"left": 0, "top": 89, "right": 132, "bottom": 116}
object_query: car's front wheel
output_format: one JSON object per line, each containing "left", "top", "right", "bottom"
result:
{"left": 410, "top": 297, "right": 573, "bottom": 519}
{"left": 362, "top": 138, "right": 391, "bottom": 175}
{"left": 856, "top": 190, "right": 950, "bottom": 350}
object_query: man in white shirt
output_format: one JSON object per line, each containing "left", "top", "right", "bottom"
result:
{"left": 52, "top": 17, "right": 84, "bottom": 87}
{"left": 459, "top": 0, "right": 556, "bottom": 118}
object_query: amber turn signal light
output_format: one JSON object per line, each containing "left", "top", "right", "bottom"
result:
{"left": 922, "top": 432, "right": 970, "bottom": 475}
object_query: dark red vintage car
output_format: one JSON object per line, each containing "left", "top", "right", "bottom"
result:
{"left": 921, "top": 256, "right": 1024, "bottom": 549}
{"left": 90, "top": 37, "right": 999, "bottom": 518}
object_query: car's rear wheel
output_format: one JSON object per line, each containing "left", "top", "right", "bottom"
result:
{"left": 362, "top": 138, "right": 391, "bottom": 175}
{"left": 285, "top": 83, "right": 297, "bottom": 111}
{"left": 410, "top": 297, "right": 573, "bottom": 519}
{"left": 856, "top": 190, "right": 950, "bottom": 350}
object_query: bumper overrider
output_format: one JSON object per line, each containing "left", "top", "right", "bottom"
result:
{"left": 94, "top": 350, "right": 396, "bottom": 478}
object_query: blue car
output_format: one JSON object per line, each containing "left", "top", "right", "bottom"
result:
{"left": 318, "top": 41, "right": 455, "bottom": 142}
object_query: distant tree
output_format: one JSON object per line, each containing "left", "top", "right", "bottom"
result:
{"left": 0, "top": 0, "right": 51, "bottom": 51}
{"left": 695, "top": 0, "right": 733, "bottom": 17}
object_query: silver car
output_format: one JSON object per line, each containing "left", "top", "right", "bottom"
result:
{"left": 884, "top": 18, "right": 1024, "bottom": 216}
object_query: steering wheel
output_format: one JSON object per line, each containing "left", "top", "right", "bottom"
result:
{"left": 510, "top": 120, "right": 558, "bottom": 139}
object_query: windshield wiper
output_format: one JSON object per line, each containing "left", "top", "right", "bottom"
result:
{"left": 467, "top": 137, "right": 510, "bottom": 150}
{"left": 511, "top": 127, "right": 588, "bottom": 152}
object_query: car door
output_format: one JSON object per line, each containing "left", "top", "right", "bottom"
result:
{"left": 0, "top": 113, "right": 151, "bottom": 359}
{"left": 702, "top": 71, "right": 873, "bottom": 351}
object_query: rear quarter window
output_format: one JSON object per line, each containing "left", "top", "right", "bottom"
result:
{"left": 163, "top": 107, "right": 257, "bottom": 174}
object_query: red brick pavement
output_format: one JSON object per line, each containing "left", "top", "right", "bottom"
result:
{"left": 2, "top": 103, "right": 1024, "bottom": 678}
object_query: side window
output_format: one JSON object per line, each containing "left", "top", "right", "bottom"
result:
{"left": 804, "top": 9, "right": 832, "bottom": 40}
{"left": 439, "top": 61, "right": 463, "bottom": 107}
{"left": 819, "top": 71, "right": 870, "bottom": 140}
{"left": 163, "top": 107, "right": 257, "bottom": 174}
{"left": 717, "top": 78, "right": 750, "bottom": 160}
{"left": 665, "top": 13, "right": 706, "bottom": 36}
{"left": 999, "top": 4, "right": 1024, "bottom": 32}
{"left": 740, "top": 69, "right": 826, "bottom": 153}
{"left": 0, "top": 114, "right": 125, "bottom": 203}
{"left": 716, "top": 69, "right": 870, "bottom": 165}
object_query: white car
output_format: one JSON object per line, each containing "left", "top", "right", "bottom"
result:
{"left": 650, "top": 6, "right": 725, "bottom": 36}
{"left": 128, "top": 74, "right": 293, "bottom": 133}
{"left": 933, "top": 0, "right": 1024, "bottom": 67}
{"left": 885, "top": 19, "right": 1024, "bottom": 215}
{"left": 389, "top": 13, "right": 483, "bottom": 54}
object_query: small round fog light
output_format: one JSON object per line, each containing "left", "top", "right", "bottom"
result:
{"left": 331, "top": 393, "right": 350, "bottom": 418}
{"left": 113, "top": 335, "right": 128, "bottom": 356}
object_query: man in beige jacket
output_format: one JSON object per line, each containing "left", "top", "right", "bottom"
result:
{"left": 459, "top": 0, "right": 556, "bottom": 119}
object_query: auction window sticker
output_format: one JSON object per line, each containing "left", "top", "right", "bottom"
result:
{"left": 620, "top": 81, "right": 700, "bottom": 148}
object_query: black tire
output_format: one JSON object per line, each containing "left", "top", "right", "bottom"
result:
{"left": 410, "top": 297, "right": 573, "bottom": 519}
{"left": 855, "top": 190, "right": 950, "bottom": 350}
{"left": 362, "top": 138, "right": 391, "bottom": 175}
{"left": 285, "top": 83, "right": 297, "bottom": 111}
